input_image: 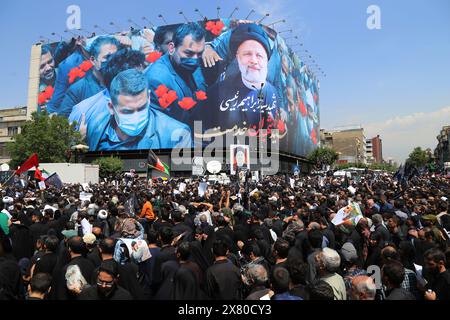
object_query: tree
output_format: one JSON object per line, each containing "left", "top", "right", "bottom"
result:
{"left": 93, "top": 156, "right": 124, "bottom": 179}
{"left": 368, "top": 162, "right": 398, "bottom": 172}
{"left": 406, "top": 147, "right": 430, "bottom": 168}
{"left": 7, "top": 112, "right": 82, "bottom": 168}
{"left": 308, "top": 146, "right": 339, "bottom": 169}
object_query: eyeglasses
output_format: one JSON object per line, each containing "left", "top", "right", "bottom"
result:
{"left": 97, "top": 279, "right": 114, "bottom": 287}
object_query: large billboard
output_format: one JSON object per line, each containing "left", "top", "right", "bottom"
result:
{"left": 35, "top": 19, "right": 320, "bottom": 157}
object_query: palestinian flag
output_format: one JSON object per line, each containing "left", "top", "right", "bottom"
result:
{"left": 41, "top": 169, "right": 50, "bottom": 179}
{"left": 147, "top": 150, "right": 170, "bottom": 176}
{"left": 34, "top": 168, "right": 45, "bottom": 181}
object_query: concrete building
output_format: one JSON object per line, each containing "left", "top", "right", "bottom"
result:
{"left": 366, "top": 139, "right": 374, "bottom": 164}
{"left": 0, "top": 106, "right": 28, "bottom": 163}
{"left": 319, "top": 129, "right": 333, "bottom": 148}
{"left": 321, "top": 126, "right": 367, "bottom": 164}
{"left": 434, "top": 125, "right": 450, "bottom": 168}
{"left": 366, "top": 136, "right": 383, "bottom": 164}
{"left": 371, "top": 135, "right": 383, "bottom": 163}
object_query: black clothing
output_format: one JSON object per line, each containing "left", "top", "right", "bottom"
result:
{"left": 154, "top": 260, "right": 179, "bottom": 300}
{"left": 215, "top": 226, "right": 238, "bottom": 253}
{"left": 246, "top": 286, "right": 271, "bottom": 300}
{"left": 29, "top": 222, "right": 49, "bottom": 248}
{"left": 0, "top": 256, "right": 21, "bottom": 300}
{"left": 190, "top": 241, "right": 213, "bottom": 273}
{"left": 91, "top": 259, "right": 145, "bottom": 300}
{"left": 385, "top": 288, "right": 415, "bottom": 300}
{"left": 9, "top": 223, "right": 33, "bottom": 260}
{"left": 290, "top": 284, "right": 309, "bottom": 300}
{"left": 272, "top": 220, "right": 284, "bottom": 238}
{"left": 372, "top": 224, "right": 391, "bottom": 247}
{"left": 174, "top": 264, "right": 201, "bottom": 300}
{"left": 54, "top": 256, "right": 95, "bottom": 300}
{"left": 152, "top": 220, "right": 173, "bottom": 233}
{"left": 78, "top": 285, "right": 132, "bottom": 300}
{"left": 34, "top": 252, "right": 58, "bottom": 275}
{"left": 172, "top": 222, "right": 193, "bottom": 240}
{"left": 322, "top": 228, "right": 336, "bottom": 249}
{"left": 152, "top": 245, "right": 177, "bottom": 292}
{"left": 206, "top": 259, "right": 242, "bottom": 300}
{"left": 426, "top": 270, "right": 450, "bottom": 300}
{"left": 87, "top": 247, "right": 102, "bottom": 268}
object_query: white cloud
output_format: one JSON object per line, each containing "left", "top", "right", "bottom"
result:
{"left": 244, "top": 0, "right": 311, "bottom": 41}
{"left": 364, "top": 106, "right": 450, "bottom": 163}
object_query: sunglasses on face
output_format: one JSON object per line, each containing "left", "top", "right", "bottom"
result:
{"left": 97, "top": 279, "right": 114, "bottom": 287}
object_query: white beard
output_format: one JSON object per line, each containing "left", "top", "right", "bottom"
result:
{"left": 238, "top": 61, "right": 268, "bottom": 89}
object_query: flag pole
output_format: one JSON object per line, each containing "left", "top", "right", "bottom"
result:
{"left": 146, "top": 149, "right": 151, "bottom": 188}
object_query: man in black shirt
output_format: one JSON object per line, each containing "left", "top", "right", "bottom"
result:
{"left": 27, "top": 273, "right": 52, "bottom": 300}
{"left": 272, "top": 238, "right": 290, "bottom": 270}
{"left": 287, "top": 258, "right": 309, "bottom": 299}
{"left": 152, "top": 210, "right": 173, "bottom": 233}
{"left": 53, "top": 236, "right": 95, "bottom": 300}
{"left": 29, "top": 212, "right": 49, "bottom": 250}
{"left": 152, "top": 227, "right": 177, "bottom": 292}
{"left": 424, "top": 248, "right": 450, "bottom": 300}
{"left": 171, "top": 210, "right": 192, "bottom": 240}
{"left": 206, "top": 240, "right": 242, "bottom": 300}
{"left": 79, "top": 260, "right": 132, "bottom": 300}
{"left": 92, "top": 238, "right": 145, "bottom": 300}
{"left": 33, "top": 235, "right": 59, "bottom": 275}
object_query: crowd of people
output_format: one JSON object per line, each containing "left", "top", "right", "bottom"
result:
{"left": 0, "top": 170, "right": 449, "bottom": 300}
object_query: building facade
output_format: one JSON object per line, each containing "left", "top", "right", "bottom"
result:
{"left": 434, "top": 125, "right": 450, "bottom": 168}
{"left": 320, "top": 127, "right": 367, "bottom": 164}
{"left": 371, "top": 135, "right": 383, "bottom": 163}
{"left": 366, "top": 139, "right": 374, "bottom": 164}
{"left": 0, "top": 106, "right": 28, "bottom": 163}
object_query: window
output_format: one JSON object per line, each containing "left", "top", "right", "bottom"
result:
{"left": 8, "top": 126, "right": 18, "bottom": 137}
{"left": 0, "top": 144, "right": 8, "bottom": 157}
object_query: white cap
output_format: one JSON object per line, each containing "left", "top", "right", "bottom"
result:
{"left": 97, "top": 209, "right": 108, "bottom": 220}
{"left": 82, "top": 233, "right": 96, "bottom": 245}
{"left": 2, "top": 196, "right": 13, "bottom": 204}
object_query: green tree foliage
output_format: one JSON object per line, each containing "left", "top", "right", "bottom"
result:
{"left": 406, "top": 147, "right": 430, "bottom": 168}
{"left": 93, "top": 156, "right": 124, "bottom": 179}
{"left": 308, "top": 147, "right": 339, "bottom": 169}
{"left": 7, "top": 112, "right": 82, "bottom": 168}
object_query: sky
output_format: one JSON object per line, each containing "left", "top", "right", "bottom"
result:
{"left": 0, "top": 0, "right": 449, "bottom": 163}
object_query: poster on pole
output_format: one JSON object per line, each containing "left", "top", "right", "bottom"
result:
{"left": 230, "top": 145, "right": 250, "bottom": 175}
{"left": 198, "top": 182, "right": 208, "bottom": 197}
{"left": 192, "top": 157, "right": 205, "bottom": 176}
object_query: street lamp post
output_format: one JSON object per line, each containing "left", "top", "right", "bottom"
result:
{"left": 252, "top": 83, "right": 265, "bottom": 178}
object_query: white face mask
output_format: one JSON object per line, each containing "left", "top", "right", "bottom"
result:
{"left": 113, "top": 103, "right": 149, "bottom": 137}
